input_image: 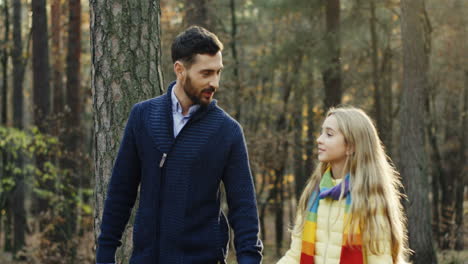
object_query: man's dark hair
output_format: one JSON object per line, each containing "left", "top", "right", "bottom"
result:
{"left": 171, "top": 26, "right": 224, "bottom": 67}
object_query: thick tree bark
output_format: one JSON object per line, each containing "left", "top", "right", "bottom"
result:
{"left": 90, "top": 0, "right": 163, "bottom": 262}
{"left": 322, "top": 0, "right": 342, "bottom": 109}
{"left": 12, "top": 0, "right": 26, "bottom": 254}
{"left": 399, "top": 0, "right": 437, "bottom": 263}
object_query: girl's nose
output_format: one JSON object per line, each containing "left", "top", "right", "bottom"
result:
{"left": 316, "top": 134, "right": 323, "bottom": 144}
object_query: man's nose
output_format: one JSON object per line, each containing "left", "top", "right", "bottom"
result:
{"left": 210, "top": 75, "right": 220, "bottom": 89}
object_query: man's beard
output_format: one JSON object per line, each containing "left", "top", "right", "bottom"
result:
{"left": 183, "top": 75, "right": 214, "bottom": 107}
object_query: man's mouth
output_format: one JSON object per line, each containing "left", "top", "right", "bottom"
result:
{"left": 202, "top": 89, "right": 215, "bottom": 98}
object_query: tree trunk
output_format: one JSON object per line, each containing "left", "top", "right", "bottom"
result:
{"left": 257, "top": 23, "right": 278, "bottom": 247}
{"left": 12, "top": 0, "right": 24, "bottom": 130}
{"left": 273, "top": 58, "right": 299, "bottom": 256}
{"left": 230, "top": 0, "right": 241, "bottom": 121}
{"left": 184, "top": 0, "right": 211, "bottom": 30}
{"left": 322, "top": 0, "right": 342, "bottom": 109}
{"left": 32, "top": 0, "right": 51, "bottom": 130}
{"left": 380, "top": 43, "right": 393, "bottom": 153}
{"left": 369, "top": 0, "right": 393, "bottom": 151}
{"left": 259, "top": 171, "right": 271, "bottom": 244}
{"left": 51, "top": 0, "right": 64, "bottom": 114}
{"left": 369, "top": 0, "right": 382, "bottom": 137}
{"left": 439, "top": 143, "right": 455, "bottom": 249}
{"left": 274, "top": 168, "right": 285, "bottom": 257}
{"left": 454, "top": 69, "right": 467, "bottom": 250}
{"left": 12, "top": 0, "right": 27, "bottom": 254}
{"left": 4, "top": 209, "right": 12, "bottom": 252}
{"left": 32, "top": 0, "right": 52, "bottom": 216}
{"left": 399, "top": 0, "right": 437, "bottom": 263}
{"left": 53, "top": 0, "right": 82, "bottom": 260}
{"left": 293, "top": 89, "right": 304, "bottom": 201}
{"left": 454, "top": 0, "right": 467, "bottom": 250}
{"left": 1, "top": 0, "right": 9, "bottom": 125}
{"left": 1, "top": 1, "right": 12, "bottom": 254}
{"left": 304, "top": 77, "right": 315, "bottom": 183}
{"left": 427, "top": 100, "right": 443, "bottom": 246}
{"left": 90, "top": 0, "right": 163, "bottom": 262}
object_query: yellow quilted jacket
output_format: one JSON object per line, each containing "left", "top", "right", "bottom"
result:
{"left": 277, "top": 180, "right": 393, "bottom": 264}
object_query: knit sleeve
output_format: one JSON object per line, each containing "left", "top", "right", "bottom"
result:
{"left": 222, "top": 123, "right": 263, "bottom": 264}
{"left": 96, "top": 104, "right": 142, "bottom": 263}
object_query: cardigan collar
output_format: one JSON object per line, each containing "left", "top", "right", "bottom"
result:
{"left": 147, "top": 81, "right": 218, "bottom": 153}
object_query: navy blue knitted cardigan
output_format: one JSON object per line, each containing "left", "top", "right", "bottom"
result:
{"left": 96, "top": 83, "right": 263, "bottom": 264}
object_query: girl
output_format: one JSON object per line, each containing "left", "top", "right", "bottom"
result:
{"left": 278, "top": 107, "right": 410, "bottom": 264}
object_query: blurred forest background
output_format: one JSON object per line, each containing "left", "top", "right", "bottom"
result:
{"left": 0, "top": 0, "right": 466, "bottom": 263}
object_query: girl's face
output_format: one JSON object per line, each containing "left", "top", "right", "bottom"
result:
{"left": 317, "top": 115, "right": 348, "bottom": 165}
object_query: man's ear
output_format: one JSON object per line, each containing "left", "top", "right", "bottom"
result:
{"left": 174, "top": 61, "right": 185, "bottom": 79}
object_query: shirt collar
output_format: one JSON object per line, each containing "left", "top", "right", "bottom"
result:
{"left": 171, "top": 85, "right": 200, "bottom": 117}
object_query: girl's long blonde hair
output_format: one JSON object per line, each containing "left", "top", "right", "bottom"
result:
{"left": 295, "top": 107, "right": 410, "bottom": 263}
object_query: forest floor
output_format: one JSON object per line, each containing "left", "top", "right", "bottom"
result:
{"left": 0, "top": 200, "right": 467, "bottom": 264}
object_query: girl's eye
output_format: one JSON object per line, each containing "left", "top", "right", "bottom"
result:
{"left": 327, "top": 133, "right": 332, "bottom": 137}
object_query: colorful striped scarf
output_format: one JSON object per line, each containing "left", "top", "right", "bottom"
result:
{"left": 300, "top": 168, "right": 363, "bottom": 264}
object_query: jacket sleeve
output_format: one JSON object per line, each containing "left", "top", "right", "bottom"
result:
{"left": 277, "top": 213, "right": 302, "bottom": 264}
{"left": 96, "top": 104, "right": 142, "bottom": 263}
{"left": 365, "top": 213, "right": 393, "bottom": 264}
{"left": 222, "top": 124, "right": 263, "bottom": 264}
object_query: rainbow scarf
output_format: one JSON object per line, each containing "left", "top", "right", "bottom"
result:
{"left": 300, "top": 168, "right": 364, "bottom": 264}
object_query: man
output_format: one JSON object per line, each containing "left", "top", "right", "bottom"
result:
{"left": 96, "top": 26, "right": 263, "bottom": 264}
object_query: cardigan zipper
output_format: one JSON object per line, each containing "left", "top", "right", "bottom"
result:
{"left": 159, "top": 153, "right": 167, "bottom": 168}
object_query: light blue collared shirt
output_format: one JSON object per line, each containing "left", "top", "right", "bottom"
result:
{"left": 171, "top": 87, "right": 200, "bottom": 137}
